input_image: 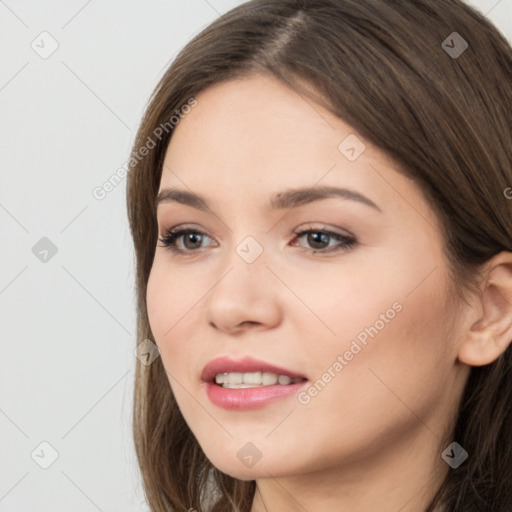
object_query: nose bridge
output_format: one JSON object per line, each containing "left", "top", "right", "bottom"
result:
{"left": 205, "top": 231, "right": 282, "bottom": 332}
{"left": 218, "top": 232, "right": 271, "bottom": 293}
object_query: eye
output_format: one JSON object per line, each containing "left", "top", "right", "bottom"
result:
{"left": 157, "top": 225, "right": 357, "bottom": 255}
{"left": 290, "top": 228, "right": 356, "bottom": 254}
{"left": 158, "top": 227, "right": 214, "bottom": 254}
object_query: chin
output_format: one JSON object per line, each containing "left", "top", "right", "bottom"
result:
{"left": 203, "top": 449, "right": 286, "bottom": 480}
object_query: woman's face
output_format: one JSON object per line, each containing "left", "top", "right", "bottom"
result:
{"left": 146, "top": 74, "right": 469, "bottom": 480}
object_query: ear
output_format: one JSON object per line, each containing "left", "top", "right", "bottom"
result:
{"left": 458, "top": 251, "right": 512, "bottom": 366}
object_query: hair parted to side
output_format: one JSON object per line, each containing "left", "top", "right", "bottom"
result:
{"left": 126, "top": 1, "right": 512, "bottom": 511}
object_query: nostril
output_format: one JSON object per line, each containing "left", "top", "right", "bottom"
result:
{"left": 239, "top": 321, "right": 259, "bottom": 328}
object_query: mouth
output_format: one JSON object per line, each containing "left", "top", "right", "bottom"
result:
{"left": 201, "top": 356, "right": 308, "bottom": 386}
{"left": 214, "top": 371, "right": 306, "bottom": 388}
{"left": 201, "top": 356, "right": 309, "bottom": 410}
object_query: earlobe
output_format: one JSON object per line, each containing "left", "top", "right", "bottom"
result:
{"left": 457, "top": 251, "right": 512, "bottom": 367}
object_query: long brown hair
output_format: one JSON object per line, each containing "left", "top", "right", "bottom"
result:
{"left": 126, "top": 1, "right": 512, "bottom": 510}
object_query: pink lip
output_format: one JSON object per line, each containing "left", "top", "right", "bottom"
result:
{"left": 205, "top": 381, "right": 308, "bottom": 410}
{"left": 201, "top": 356, "right": 308, "bottom": 411}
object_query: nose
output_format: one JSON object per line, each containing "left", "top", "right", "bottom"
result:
{"left": 206, "top": 247, "right": 283, "bottom": 335}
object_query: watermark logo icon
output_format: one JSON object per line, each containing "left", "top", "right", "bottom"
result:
{"left": 338, "top": 134, "right": 366, "bottom": 162}
{"left": 32, "top": 237, "right": 58, "bottom": 263}
{"left": 31, "top": 31, "right": 59, "bottom": 59}
{"left": 31, "top": 441, "right": 59, "bottom": 469}
{"left": 442, "top": 32, "right": 468, "bottom": 59}
{"left": 134, "top": 339, "right": 160, "bottom": 366}
{"left": 237, "top": 442, "right": 262, "bottom": 468}
{"left": 441, "top": 442, "right": 468, "bottom": 468}
{"left": 236, "top": 236, "right": 263, "bottom": 264}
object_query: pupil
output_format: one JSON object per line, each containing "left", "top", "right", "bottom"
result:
{"left": 185, "top": 233, "right": 202, "bottom": 249}
{"left": 308, "top": 232, "right": 328, "bottom": 249}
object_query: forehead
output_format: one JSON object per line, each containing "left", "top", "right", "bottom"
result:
{"left": 167, "top": 74, "right": 348, "bottom": 155}
{"left": 163, "top": 75, "right": 373, "bottom": 184}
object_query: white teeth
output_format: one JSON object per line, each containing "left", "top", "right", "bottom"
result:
{"left": 278, "top": 375, "right": 292, "bottom": 385}
{"left": 262, "top": 372, "right": 278, "bottom": 386}
{"left": 228, "top": 372, "right": 243, "bottom": 385}
{"left": 214, "top": 371, "right": 302, "bottom": 388}
{"left": 243, "top": 371, "right": 262, "bottom": 384}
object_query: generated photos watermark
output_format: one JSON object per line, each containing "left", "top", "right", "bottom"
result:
{"left": 298, "top": 301, "right": 403, "bottom": 405}
{"left": 92, "top": 97, "right": 198, "bottom": 201}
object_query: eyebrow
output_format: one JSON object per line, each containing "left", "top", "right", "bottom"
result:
{"left": 155, "top": 185, "right": 381, "bottom": 212}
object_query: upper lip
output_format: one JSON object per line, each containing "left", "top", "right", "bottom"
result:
{"left": 201, "top": 356, "right": 308, "bottom": 383}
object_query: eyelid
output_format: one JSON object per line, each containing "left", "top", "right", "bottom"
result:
{"left": 293, "top": 222, "right": 354, "bottom": 238}
{"left": 158, "top": 222, "right": 353, "bottom": 239}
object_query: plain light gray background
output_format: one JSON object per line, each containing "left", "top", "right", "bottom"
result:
{"left": 1, "top": 1, "right": 511, "bottom": 510}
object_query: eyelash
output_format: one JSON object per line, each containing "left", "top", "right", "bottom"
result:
{"left": 158, "top": 226, "right": 357, "bottom": 255}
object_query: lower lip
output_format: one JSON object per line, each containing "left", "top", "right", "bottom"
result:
{"left": 205, "top": 381, "right": 308, "bottom": 410}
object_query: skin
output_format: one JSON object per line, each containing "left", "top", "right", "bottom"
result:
{"left": 146, "top": 73, "right": 512, "bottom": 512}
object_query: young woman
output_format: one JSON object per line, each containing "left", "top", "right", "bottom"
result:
{"left": 126, "top": 1, "right": 512, "bottom": 510}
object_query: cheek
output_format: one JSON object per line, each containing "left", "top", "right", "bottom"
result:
{"left": 312, "top": 271, "right": 452, "bottom": 422}
{"left": 298, "top": 249, "right": 454, "bottom": 411}
{"left": 146, "top": 263, "right": 200, "bottom": 371}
